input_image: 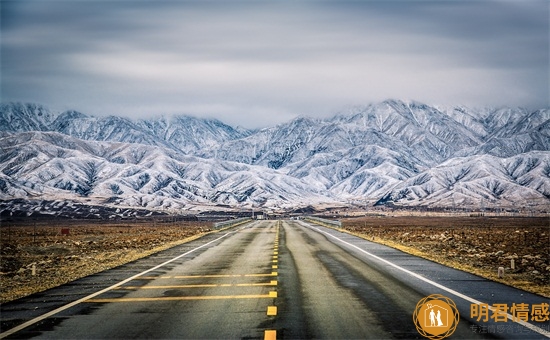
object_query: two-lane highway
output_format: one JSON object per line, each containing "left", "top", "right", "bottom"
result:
{"left": 1, "top": 220, "right": 549, "bottom": 339}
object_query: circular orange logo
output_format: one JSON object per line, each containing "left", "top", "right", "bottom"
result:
{"left": 413, "top": 294, "right": 460, "bottom": 339}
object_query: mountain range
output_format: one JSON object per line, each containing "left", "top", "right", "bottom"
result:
{"left": 1, "top": 100, "right": 548, "bottom": 215}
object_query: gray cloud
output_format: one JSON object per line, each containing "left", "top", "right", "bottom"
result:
{"left": 2, "top": 0, "right": 548, "bottom": 128}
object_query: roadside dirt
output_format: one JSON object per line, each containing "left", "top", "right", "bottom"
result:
{"left": 2, "top": 216, "right": 548, "bottom": 303}
{"left": 342, "top": 216, "right": 550, "bottom": 297}
{"left": 0, "top": 221, "right": 211, "bottom": 303}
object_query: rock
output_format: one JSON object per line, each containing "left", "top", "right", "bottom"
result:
{"left": 532, "top": 270, "right": 540, "bottom": 275}
{"left": 495, "top": 251, "right": 504, "bottom": 257}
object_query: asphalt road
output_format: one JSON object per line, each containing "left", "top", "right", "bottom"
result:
{"left": 1, "top": 220, "right": 549, "bottom": 339}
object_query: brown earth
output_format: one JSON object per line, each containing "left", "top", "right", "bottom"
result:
{"left": 0, "top": 220, "right": 211, "bottom": 303}
{"left": 341, "top": 215, "right": 550, "bottom": 297}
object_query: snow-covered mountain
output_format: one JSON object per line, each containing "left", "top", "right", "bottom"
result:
{"left": 1, "top": 100, "right": 548, "bottom": 213}
{"left": 0, "top": 103, "right": 250, "bottom": 154}
{"left": 0, "top": 131, "right": 331, "bottom": 210}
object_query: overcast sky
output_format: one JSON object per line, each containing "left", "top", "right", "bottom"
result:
{"left": 1, "top": 0, "right": 548, "bottom": 128}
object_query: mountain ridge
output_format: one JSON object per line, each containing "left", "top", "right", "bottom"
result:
{"left": 1, "top": 100, "right": 548, "bottom": 213}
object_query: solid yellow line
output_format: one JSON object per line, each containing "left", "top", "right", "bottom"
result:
{"left": 267, "top": 306, "right": 277, "bottom": 316}
{"left": 247, "top": 272, "right": 278, "bottom": 277}
{"left": 115, "top": 282, "right": 278, "bottom": 289}
{"left": 264, "top": 330, "right": 276, "bottom": 340}
{"left": 86, "top": 294, "right": 276, "bottom": 303}
{"left": 134, "top": 273, "right": 278, "bottom": 280}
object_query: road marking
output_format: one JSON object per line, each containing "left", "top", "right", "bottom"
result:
{"left": 263, "top": 223, "right": 280, "bottom": 339}
{"left": 137, "top": 273, "right": 278, "bottom": 279}
{"left": 114, "top": 282, "right": 278, "bottom": 290}
{"left": 86, "top": 294, "right": 277, "bottom": 303}
{"left": 306, "top": 224, "right": 550, "bottom": 338}
{"left": 267, "top": 306, "right": 277, "bottom": 316}
{"left": 0, "top": 231, "right": 236, "bottom": 339}
{"left": 264, "top": 330, "right": 276, "bottom": 340}
{"left": 175, "top": 273, "right": 278, "bottom": 278}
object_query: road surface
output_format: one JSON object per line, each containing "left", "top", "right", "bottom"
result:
{"left": 1, "top": 220, "right": 549, "bottom": 339}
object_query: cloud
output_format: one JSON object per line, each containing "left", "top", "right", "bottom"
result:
{"left": 2, "top": 1, "right": 548, "bottom": 128}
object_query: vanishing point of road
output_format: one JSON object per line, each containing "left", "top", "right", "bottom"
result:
{"left": 1, "top": 220, "right": 549, "bottom": 339}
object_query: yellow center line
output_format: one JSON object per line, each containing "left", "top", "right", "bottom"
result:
{"left": 267, "top": 306, "right": 277, "bottom": 316}
{"left": 86, "top": 293, "right": 278, "bottom": 303}
{"left": 264, "top": 330, "right": 277, "bottom": 340}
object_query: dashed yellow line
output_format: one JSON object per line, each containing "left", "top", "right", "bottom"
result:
{"left": 267, "top": 306, "right": 277, "bottom": 316}
{"left": 267, "top": 223, "right": 280, "bottom": 339}
{"left": 264, "top": 330, "right": 276, "bottom": 340}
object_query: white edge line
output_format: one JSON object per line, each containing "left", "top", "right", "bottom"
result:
{"left": 0, "top": 231, "right": 235, "bottom": 339}
{"left": 303, "top": 222, "right": 550, "bottom": 338}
